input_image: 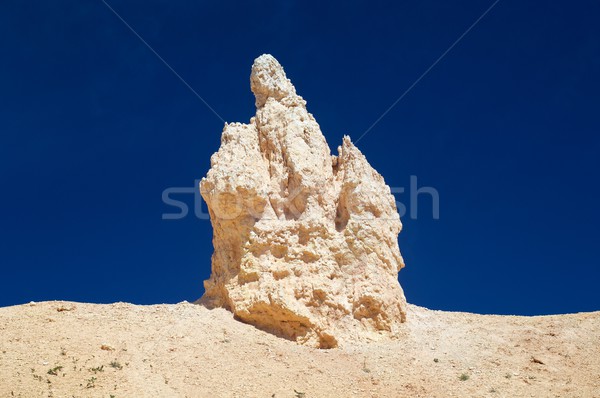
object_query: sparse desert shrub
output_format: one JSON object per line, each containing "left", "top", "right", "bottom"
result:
{"left": 47, "top": 366, "right": 63, "bottom": 376}
{"left": 110, "top": 361, "right": 122, "bottom": 370}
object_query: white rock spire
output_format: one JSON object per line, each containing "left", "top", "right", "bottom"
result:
{"left": 200, "top": 54, "right": 407, "bottom": 348}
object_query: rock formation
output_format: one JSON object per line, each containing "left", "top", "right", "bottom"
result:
{"left": 199, "top": 54, "right": 407, "bottom": 348}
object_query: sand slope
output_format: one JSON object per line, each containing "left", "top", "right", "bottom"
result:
{"left": 1, "top": 301, "right": 598, "bottom": 397}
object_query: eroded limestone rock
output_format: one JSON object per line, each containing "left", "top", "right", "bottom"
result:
{"left": 200, "top": 54, "right": 407, "bottom": 348}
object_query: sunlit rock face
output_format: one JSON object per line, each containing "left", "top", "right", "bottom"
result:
{"left": 199, "top": 54, "right": 407, "bottom": 348}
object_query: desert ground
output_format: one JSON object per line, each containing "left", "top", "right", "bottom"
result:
{"left": 0, "top": 301, "right": 598, "bottom": 397}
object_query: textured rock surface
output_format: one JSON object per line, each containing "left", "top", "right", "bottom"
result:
{"left": 199, "top": 54, "right": 407, "bottom": 348}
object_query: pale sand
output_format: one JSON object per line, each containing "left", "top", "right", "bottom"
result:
{"left": 1, "top": 301, "right": 598, "bottom": 397}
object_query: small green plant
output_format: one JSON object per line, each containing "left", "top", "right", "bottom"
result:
{"left": 85, "top": 376, "right": 96, "bottom": 389}
{"left": 362, "top": 357, "right": 371, "bottom": 373}
{"left": 47, "top": 366, "right": 63, "bottom": 376}
{"left": 110, "top": 361, "right": 122, "bottom": 370}
{"left": 294, "top": 390, "right": 306, "bottom": 398}
{"left": 89, "top": 365, "right": 104, "bottom": 373}
{"left": 459, "top": 373, "right": 469, "bottom": 381}
{"left": 433, "top": 358, "right": 439, "bottom": 363}
{"left": 504, "top": 373, "right": 512, "bottom": 379}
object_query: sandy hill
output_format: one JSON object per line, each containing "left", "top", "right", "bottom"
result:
{"left": 1, "top": 300, "right": 598, "bottom": 397}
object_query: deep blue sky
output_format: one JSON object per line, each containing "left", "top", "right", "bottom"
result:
{"left": 1, "top": 1, "right": 599, "bottom": 315}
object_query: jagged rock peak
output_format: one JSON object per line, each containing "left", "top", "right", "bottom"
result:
{"left": 200, "top": 54, "right": 407, "bottom": 348}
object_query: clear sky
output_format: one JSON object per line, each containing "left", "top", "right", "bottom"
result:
{"left": 1, "top": 0, "right": 599, "bottom": 315}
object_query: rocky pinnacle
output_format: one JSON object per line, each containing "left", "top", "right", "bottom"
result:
{"left": 200, "top": 54, "right": 407, "bottom": 348}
